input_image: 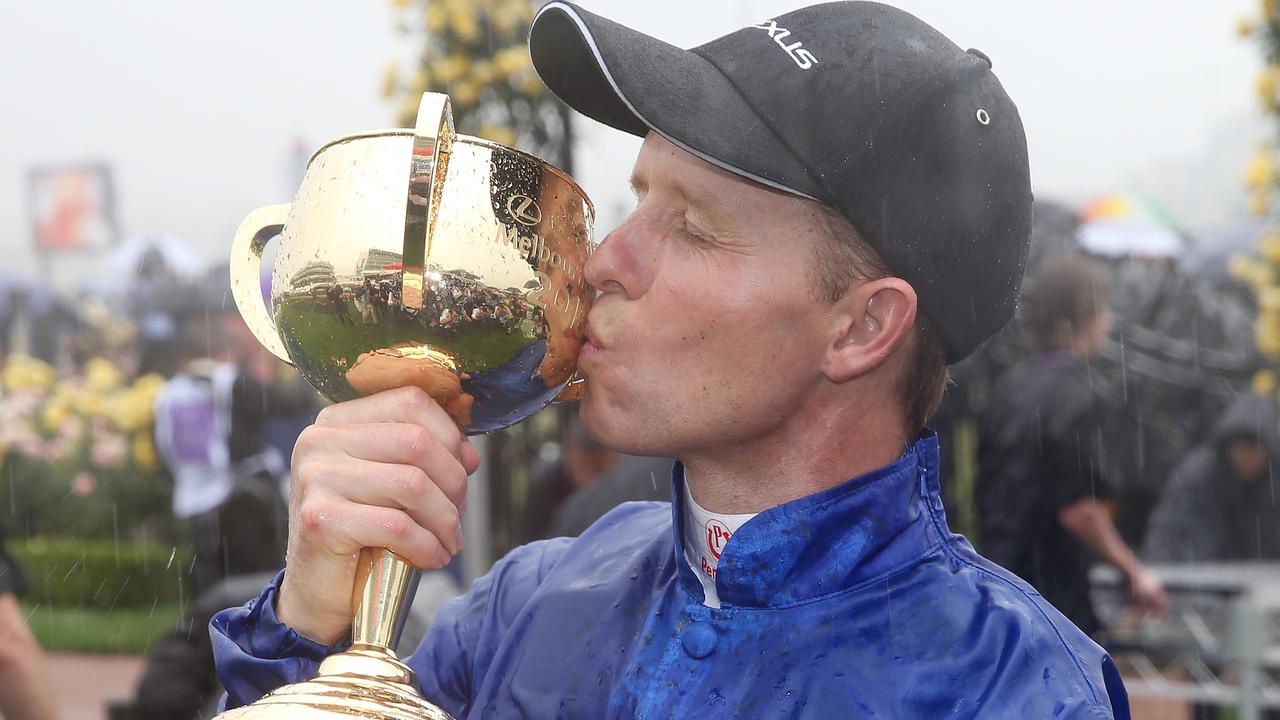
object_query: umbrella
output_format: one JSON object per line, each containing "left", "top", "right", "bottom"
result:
{"left": 105, "top": 235, "right": 208, "bottom": 279}
{"left": 1078, "top": 193, "right": 1187, "bottom": 259}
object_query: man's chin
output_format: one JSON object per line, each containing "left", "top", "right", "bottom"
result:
{"left": 577, "top": 393, "right": 668, "bottom": 457}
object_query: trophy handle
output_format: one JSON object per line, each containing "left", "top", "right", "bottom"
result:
{"left": 401, "top": 92, "right": 456, "bottom": 309}
{"left": 229, "top": 204, "right": 293, "bottom": 365}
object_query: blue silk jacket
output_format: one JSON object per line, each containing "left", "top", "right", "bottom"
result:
{"left": 212, "top": 432, "right": 1129, "bottom": 718}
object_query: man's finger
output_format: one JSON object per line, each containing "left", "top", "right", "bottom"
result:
{"left": 296, "top": 423, "right": 470, "bottom": 508}
{"left": 298, "top": 496, "right": 454, "bottom": 570}
{"left": 316, "top": 386, "right": 469, "bottom": 461}
{"left": 301, "top": 458, "right": 465, "bottom": 554}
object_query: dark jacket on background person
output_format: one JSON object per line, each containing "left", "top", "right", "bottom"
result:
{"left": 549, "top": 455, "right": 672, "bottom": 538}
{"left": 1143, "top": 392, "right": 1280, "bottom": 563}
{"left": 977, "top": 350, "right": 1118, "bottom": 636}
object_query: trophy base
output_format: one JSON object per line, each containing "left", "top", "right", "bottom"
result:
{"left": 215, "top": 644, "right": 455, "bottom": 720}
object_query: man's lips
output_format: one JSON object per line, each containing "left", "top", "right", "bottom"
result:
{"left": 583, "top": 321, "right": 606, "bottom": 352}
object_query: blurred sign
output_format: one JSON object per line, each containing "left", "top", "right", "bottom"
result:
{"left": 28, "top": 163, "right": 118, "bottom": 251}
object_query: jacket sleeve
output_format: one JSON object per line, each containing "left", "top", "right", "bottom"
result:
{"left": 209, "top": 571, "right": 346, "bottom": 709}
{"left": 406, "top": 537, "right": 575, "bottom": 718}
{"left": 211, "top": 539, "right": 575, "bottom": 715}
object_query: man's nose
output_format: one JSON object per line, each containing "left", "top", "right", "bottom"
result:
{"left": 584, "top": 214, "right": 654, "bottom": 299}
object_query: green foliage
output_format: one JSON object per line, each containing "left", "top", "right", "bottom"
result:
{"left": 26, "top": 603, "right": 183, "bottom": 655}
{"left": 385, "top": 0, "right": 574, "bottom": 170}
{"left": 11, "top": 537, "right": 191, "bottom": 612}
{"left": 0, "top": 450, "right": 175, "bottom": 541}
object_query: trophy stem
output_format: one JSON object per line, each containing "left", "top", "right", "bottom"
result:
{"left": 351, "top": 548, "right": 420, "bottom": 649}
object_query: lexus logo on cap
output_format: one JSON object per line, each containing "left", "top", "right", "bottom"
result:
{"left": 507, "top": 195, "right": 542, "bottom": 226}
{"left": 752, "top": 20, "right": 819, "bottom": 69}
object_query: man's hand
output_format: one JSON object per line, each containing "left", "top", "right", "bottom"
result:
{"left": 277, "top": 386, "right": 482, "bottom": 646}
{"left": 1126, "top": 566, "right": 1169, "bottom": 615}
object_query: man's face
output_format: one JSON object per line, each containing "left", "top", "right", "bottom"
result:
{"left": 1226, "top": 435, "right": 1269, "bottom": 483}
{"left": 577, "top": 134, "right": 835, "bottom": 457}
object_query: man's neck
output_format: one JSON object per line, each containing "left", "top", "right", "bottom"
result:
{"left": 679, "top": 387, "right": 909, "bottom": 515}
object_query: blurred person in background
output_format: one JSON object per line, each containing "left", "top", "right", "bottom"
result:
{"left": 0, "top": 526, "right": 56, "bottom": 720}
{"left": 0, "top": 284, "right": 77, "bottom": 368}
{"left": 978, "top": 255, "right": 1168, "bottom": 637}
{"left": 548, "top": 420, "right": 671, "bottom": 538}
{"left": 129, "top": 247, "right": 185, "bottom": 377}
{"left": 1144, "top": 390, "right": 1280, "bottom": 563}
{"left": 153, "top": 305, "right": 312, "bottom": 596}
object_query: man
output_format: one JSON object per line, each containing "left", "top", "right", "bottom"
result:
{"left": 978, "top": 255, "right": 1167, "bottom": 637}
{"left": 0, "top": 529, "right": 56, "bottom": 720}
{"left": 1144, "top": 390, "right": 1280, "bottom": 562}
{"left": 154, "top": 308, "right": 308, "bottom": 595}
{"left": 213, "top": 2, "right": 1129, "bottom": 717}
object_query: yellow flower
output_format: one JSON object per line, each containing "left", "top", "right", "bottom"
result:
{"left": 426, "top": 3, "right": 447, "bottom": 32}
{"left": 2, "top": 356, "right": 56, "bottom": 392}
{"left": 1259, "top": 323, "right": 1280, "bottom": 358}
{"left": 432, "top": 55, "right": 469, "bottom": 84}
{"left": 1254, "top": 369, "right": 1278, "bottom": 395}
{"left": 1262, "top": 286, "right": 1280, "bottom": 311}
{"left": 520, "top": 72, "right": 544, "bottom": 97}
{"left": 477, "top": 124, "right": 517, "bottom": 147}
{"left": 392, "top": 0, "right": 410, "bottom": 8}
{"left": 470, "top": 60, "right": 494, "bottom": 86}
{"left": 1258, "top": 66, "right": 1279, "bottom": 110}
{"left": 1262, "top": 232, "right": 1280, "bottom": 263}
{"left": 451, "top": 79, "right": 480, "bottom": 106}
{"left": 1238, "top": 16, "right": 1255, "bottom": 38}
{"left": 493, "top": 46, "right": 529, "bottom": 78}
{"left": 451, "top": 8, "right": 480, "bottom": 42}
{"left": 1245, "top": 149, "right": 1274, "bottom": 189}
{"left": 133, "top": 432, "right": 157, "bottom": 472}
{"left": 41, "top": 402, "right": 68, "bottom": 433}
{"left": 85, "top": 358, "right": 122, "bottom": 392}
{"left": 1266, "top": 0, "right": 1278, "bottom": 22}
{"left": 412, "top": 67, "right": 433, "bottom": 94}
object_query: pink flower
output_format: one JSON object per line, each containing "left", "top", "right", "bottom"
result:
{"left": 71, "top": 471, "right": 97, "bottom": 497}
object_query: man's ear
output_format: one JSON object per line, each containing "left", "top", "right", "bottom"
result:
{"left": 822, "top": 277, "right": 917, "bottom": 383}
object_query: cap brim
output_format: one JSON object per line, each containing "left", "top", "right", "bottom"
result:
{"left": 530, "top": 1, "right": 824, "bottom": 201}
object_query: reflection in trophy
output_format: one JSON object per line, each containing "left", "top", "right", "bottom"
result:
{"left": 216, "top": 93, "right": 594, "bottom": 719}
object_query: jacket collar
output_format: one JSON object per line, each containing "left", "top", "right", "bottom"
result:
{"left": 669, "top": 431, "right": 947, "bottom": 609}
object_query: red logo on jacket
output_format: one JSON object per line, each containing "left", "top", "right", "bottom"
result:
{"left": 705, "top": 519, "right": 732, "bottom": 561}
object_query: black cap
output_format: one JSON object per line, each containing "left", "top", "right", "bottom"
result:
{"left": 529, "top": 1, "right": 1032, "bottom": 363}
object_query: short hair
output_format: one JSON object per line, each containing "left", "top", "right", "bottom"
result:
{"left": 1025, "top": 255, "right": 1109, "bottom": 345}
{"left": 811, "top": 207, "right": 950, "bottom": 438}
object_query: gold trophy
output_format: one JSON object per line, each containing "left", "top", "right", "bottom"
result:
{"left": 216, "top": 92, "right": 595, "bottom": 719}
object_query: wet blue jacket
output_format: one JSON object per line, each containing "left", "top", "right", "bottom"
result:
{"left": 212, "top": 432, "right": 1129, "bottom": 718}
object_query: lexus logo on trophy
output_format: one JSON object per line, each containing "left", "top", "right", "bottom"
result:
{"left": 507, "top": 194, "right": 543, "bottom": 226}
{"left": 218, "top": 92, "right": 595, "bottom": 720}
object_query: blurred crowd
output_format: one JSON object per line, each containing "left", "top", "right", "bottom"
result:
{"left": 933, "top": 201, "right": 1280, "bottom": 718}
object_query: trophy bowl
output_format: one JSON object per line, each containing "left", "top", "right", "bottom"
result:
{"left": 230, "top": 94, "right": 595, "bottom": 435}
{"left": 216, "top": 93, "right": 595, "bottom": 719}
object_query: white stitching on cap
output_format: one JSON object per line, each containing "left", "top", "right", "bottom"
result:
{"left": 535, "top": 1, "right": 817, "bottom": 201}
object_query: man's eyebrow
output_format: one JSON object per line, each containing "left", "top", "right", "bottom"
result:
{"left": 628, "top": 175, "right": 646, "bottom": 197}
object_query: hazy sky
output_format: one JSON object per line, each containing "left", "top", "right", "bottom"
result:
{"left": 0, "top": 0, "right": 1262, "bottom": 289}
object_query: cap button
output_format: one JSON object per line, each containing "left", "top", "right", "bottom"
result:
{"left": 966, "top": 48, "right": 993, "bottom": 69}
{"left": 680, "top": 621, "right": 718, "bottom": 659}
